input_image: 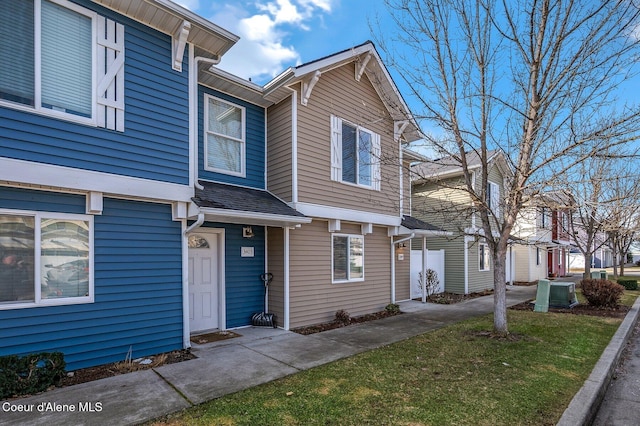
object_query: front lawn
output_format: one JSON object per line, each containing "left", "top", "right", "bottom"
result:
{"left": 151, "top": 308, "right": 627, "bottom": 426}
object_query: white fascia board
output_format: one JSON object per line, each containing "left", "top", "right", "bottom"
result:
{"left": 294, "top": 202, "right": 402, "bottom": 226}
{"left": 399, "top": 226, "right": 452, "bottom": 237}
{"left": 199, "top": 207, "right": 312, "bottom": 227}
{"left": 0, "top": 158, "right": 193, "bottom": 202}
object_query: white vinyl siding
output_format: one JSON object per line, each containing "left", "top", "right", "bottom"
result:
{"left": 0, "top": 0, "right": 124, "bottom": 130}
{"left": 330, "top": 115, "right": 381, "bottom": 190}
{"left": 204, "top": 94, "right": 246, "bottom": 177}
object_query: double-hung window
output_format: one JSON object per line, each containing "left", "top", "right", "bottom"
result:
{"left": 0, "top": 0, "right": 125, "bottom": 129}
{"left": 0, "top": 210, "right": 94, "bottom": 309}
{"left": 332, "top": 234, "right": 364, "bottom": 283}
{"left": 204, "top": 94, "right": 246, "bottom": 177}
{"left": 487, "top": 181, "right": 500, "bottom": 217}
{"left": 479, "top": 243, "right": 490, "bottom": 271}
{"left": 330, "top": 115, "right": 381, "bottom": 190}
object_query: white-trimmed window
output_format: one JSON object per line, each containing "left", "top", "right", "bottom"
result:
{"left": 204, "top": 94, "right": 246, "bottom": 176}
{"left": 487, "top": 181, "right": 500, "bottom": 217}
{"left": 479, "top": 243, "right": 490, "bottom": 271}
{"left": 0, "top": 0, "right": 125, "bottom": 130}
{"left": 332, "top": 234, "right": 364, "bottom": 283}
{"left": 0, "top": 210, "right": 94, "bottom": 309}
{"left": 330, "top": 115, "right": 381, "bottom": 190}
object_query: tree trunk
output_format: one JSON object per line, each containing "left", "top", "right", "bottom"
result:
{"left": 493, "top": 245, "right": 508, "bottom": 336}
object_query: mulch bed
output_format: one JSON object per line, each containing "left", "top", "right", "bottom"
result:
{"left": 292, "top": 310, "right": 402, "bottom": 335}
{"left": 509, "top": 300, "right": 631, "bottom": 319}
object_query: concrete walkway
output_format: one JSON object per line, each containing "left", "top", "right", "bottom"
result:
{"left": 0, "top": 282, "right": 634, "bottom": 426}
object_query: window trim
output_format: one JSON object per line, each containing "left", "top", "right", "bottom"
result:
{"left": 479, "top": 242, "right": 490, "bottom": 271}
{"left": 330, "top": 115, "right": 381, "bottom": 190}
{"left": 0, "top": 208, "right": 94, "bottom": 310}
{"left": 0, "top": 0, "right": 97, "bottom": 126}
{"left": 331, "top": 233, "right": 365, "bottom": 284}
{"left": 203, "top": 94, "right": 246, "bottom": 178}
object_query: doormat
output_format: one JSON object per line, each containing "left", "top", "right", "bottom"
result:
{"left": 190, "top": 330, "right": 242, "bottom": 345}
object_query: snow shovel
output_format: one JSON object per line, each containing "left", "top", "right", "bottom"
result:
{"left": 251, "top": 272, "right": 276, "bottom": 327}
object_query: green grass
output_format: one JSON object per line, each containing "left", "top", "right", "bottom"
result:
{"left": 151, "top": 308, "right": 629, "bottom": 426}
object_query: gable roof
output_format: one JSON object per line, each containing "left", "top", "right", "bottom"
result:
{"left": 412, "top": 149, "right": 511, "bottom": 183}
{"left": 263, "top": 41, "right": 421, "bottom": 143}
{"left": 93, "top": 0, "right": 238, "bottom": 59}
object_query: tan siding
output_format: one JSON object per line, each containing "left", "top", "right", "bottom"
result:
{"left": 288, "top": 220, "right": 392, "bottom": 328}
{"left": 412, "top": 236, "right": 467, "bottom": 294}
{"left": 267, "top": 97, "right": 293, "bottom": 202}
{"left": 266, "top": 227, "right": 285, "bottom": 323}
{"left": 395, "top": 244, "right": 410, "bottom": 301}
{"left": 295, "top": 64, "right": 401, "bottom": 216}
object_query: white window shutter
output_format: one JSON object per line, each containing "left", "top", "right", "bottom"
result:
{"left": 96, "top": 16, "right": 125, "bottom": 132}
{"left": 372, "top": 132, "right": 381, "bottom": 190}
{"left": 330, "top": 115, "right": 342, "bottom": 181}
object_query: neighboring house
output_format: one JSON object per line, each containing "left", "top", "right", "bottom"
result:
{"left": 0, "top": 0, "right": 245, "bottom": 370}
{"left": 568, "top": 229, "right": 614, "bottom": 270}
{"left": 511, "top": 191, "right": 573, "bottom": 282}
{"left": 410, "top": 150, "right": 512, "bottom": 294}
{"left": 261, "top": 42, "right": 438, "bottom": 328}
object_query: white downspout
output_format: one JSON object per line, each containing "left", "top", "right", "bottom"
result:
{"left": 284, "top": 227, "right": 291, "bottom": 330}
{"left": 291, "top": 91, "right": 299, "bottom": 204}
{"left": 190, "top": 46, "right": 221, "bottom": 191}
{"left": 391, "top": 233, "right": 414, "bottom": 304}
{"left": 182, "top": 212, "right": 204, "bottom": 347}
{"left": 422, "top": 236, "right": 427, "bottom": 303}
{"left": 464, "top": 238, "right": 469, "bottom": 294}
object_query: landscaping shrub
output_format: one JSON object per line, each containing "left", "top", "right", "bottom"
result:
{"left": 617, "top": 279, "right": 638, "bottom": 290}
{"left": 334, "top": 309, "right": 351, "bottom": 325}
{"left": 0, "top": 352, "right": 66, "bottom": 399}
{"left": 579, "top": 279, "right": 624, "bottom": 308}
{"left": 385, "top": 303, "right": 401, "bottom": 314}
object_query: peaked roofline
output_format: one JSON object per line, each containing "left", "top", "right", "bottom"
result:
{"left": 263, "top": 41, "right": 422, "bottom": 143}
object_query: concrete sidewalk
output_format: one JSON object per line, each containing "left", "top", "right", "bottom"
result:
{"left": 0, "top": 282, "right": 633, "bottom": 426}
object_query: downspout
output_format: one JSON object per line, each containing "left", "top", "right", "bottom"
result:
{"left": 422, "top": 236, "right": 427, "bottom": 303}
{"left": 182, "top": 212, "right": 204, "bottom": 348}
{"left": 291, "top": 90, "right": 298, "bottom": 204}
{"left": 391, "top": 233, "right": 414, "bottom": 303}
{"left": 464, "top": 238, "right": 469, "bottom": 294}
{"left": 284, "top": 227, "right": 291, "bottom": 330}
{"left": 185, "top": 212, "right": 204, "bottom": 234}
{"left": 191, "top": 47, "right": 221, "bottom": 191}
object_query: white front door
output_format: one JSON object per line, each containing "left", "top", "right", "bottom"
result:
{"left": 188, "top": 232, "right": 220, "bottom": 333}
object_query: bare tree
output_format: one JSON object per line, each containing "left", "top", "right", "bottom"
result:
{"left": 374, "top": 0, "right": 640, "bottom": 334}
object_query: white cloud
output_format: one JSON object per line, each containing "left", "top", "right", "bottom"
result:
{"left": 207, "top": 0, "right": 334, "bottom": 83}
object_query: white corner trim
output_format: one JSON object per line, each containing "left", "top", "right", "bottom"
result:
{"left": 172, "top": 20, "right": 191, "bottom": 72}
{"left": 294, "top": 202, "right": 402, "bottom": 227}
{"left": 300, "top": 70, "right": 321, "bottom": 106}
{"left": 0, "top": 157, "right": 194, "bottom": 203}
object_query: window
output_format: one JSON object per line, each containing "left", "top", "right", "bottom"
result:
{"left": 536, "top": 247, "right": 542, "bottom": 266}
{"left": 0, "top": 210, "right": 93, "bottom": 309}
{"left": 487, "top": 181, "right": 500, "bottom": 217}
{"left": 0, "top": 0, "right": 124, "bottom": 129}
{"left": 479, "top": 243, "right": 490, "bottom": 271}
{"left": 330, "top": 115, "right": 381, "bottom": 190}
{"left": 332, "top": 234, "right": 364, "bottom": 282}
{"left": 204, "top": 95, "right": 245, "bottom": 176}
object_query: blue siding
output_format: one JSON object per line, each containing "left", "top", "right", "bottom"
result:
{"left": 202, "top": 223, "right": 266, "bottom": 328}
{"left": 0, "top": 0, "right": 190, "bottom": 185}
{"left": 198, "top": 88, "right": 266, "bottom": 189}
{"left": 0, "top": 188, "right": 183, "bottom": 370}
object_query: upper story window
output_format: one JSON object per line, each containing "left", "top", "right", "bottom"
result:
{"left": 0, "top": 0, "right": 125, "bottom": 130}
{"left": 330, "top": 115, "right": 381, "bottom": 190}
{"left": 204, "top": 94, "right": 246, "bottom": 177}
{"left": 487, "top": 181, "right": 500, "bottom": 217}
{"left": 0, "top": 210, "right": 94, "bottom": 310}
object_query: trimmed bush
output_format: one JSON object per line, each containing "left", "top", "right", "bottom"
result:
{"left": 385, "top": 303, "right": 401, "bottom": 314}
{"left": 334, "top": 309, "right": 351, "bottom": 325}
{"left": 0, "top": 352, "right": 66, "bottom": 399}
{"left": 579, "top": 279, "right": 624, "bottom": 308}
{"left": 617, "top": 279, "right": 638, "bottom": 290}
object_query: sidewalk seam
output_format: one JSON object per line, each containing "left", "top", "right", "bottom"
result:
{"left": 152, "top": 368, "right": 196, "bottom": 407}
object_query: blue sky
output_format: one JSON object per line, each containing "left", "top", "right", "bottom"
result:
{"left": 181, "top": 0, "right": 386, "bottom": 84}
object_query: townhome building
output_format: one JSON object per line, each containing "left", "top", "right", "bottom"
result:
{"left": 411, "top": 150, "right": 513, "bottom": 294}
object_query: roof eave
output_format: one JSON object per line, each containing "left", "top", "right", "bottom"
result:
{"left": 197, "top": 207, "right": 312, "bottom": 228}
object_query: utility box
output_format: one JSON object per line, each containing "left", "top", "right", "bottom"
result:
{"left": 600, "top": 270, "right": 608, "bottom": 280}
{"left": 549, "top": 282, "right": 579, "bottom": 308}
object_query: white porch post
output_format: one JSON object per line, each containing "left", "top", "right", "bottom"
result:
{"left": 422, "top": 236, "right": 427, "bottom": 303}
{"left": 284, "top": 227, "right": 290, "bottom": 330}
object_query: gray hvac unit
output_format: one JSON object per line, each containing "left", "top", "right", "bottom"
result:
{"left": 549, "top": 282, "right": 579, "bottom": 308}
